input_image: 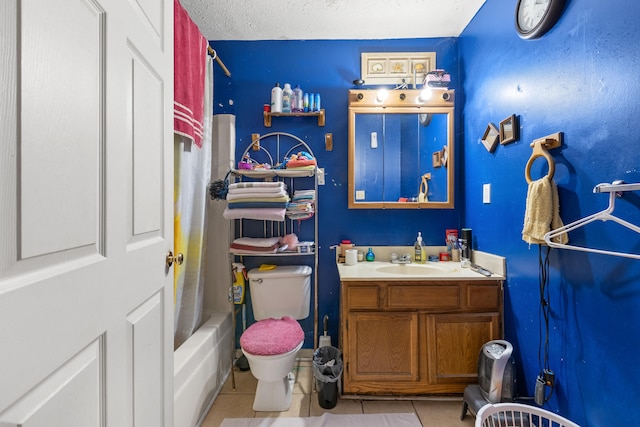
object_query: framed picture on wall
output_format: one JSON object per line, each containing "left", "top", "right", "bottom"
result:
{"left": 500, "top": 114, "right": 519, "bottom": 145}
{"left": 432, "top": 151, "right": 441, "bottom": 168}
{"left": 481, "top": 122, "right": 500, "bottom": 152}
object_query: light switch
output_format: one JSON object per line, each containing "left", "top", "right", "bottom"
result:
{"left": 370, "top": 132, "right": 378, "bottom": 148}
{"left": 483, "top": 183, "right": 491, "bottom": 204}
{"left": 317, "top": 168, "right": 325, "bottom": 185}
{"left": 356, "top": 190, "right": 365, "bottom": 200}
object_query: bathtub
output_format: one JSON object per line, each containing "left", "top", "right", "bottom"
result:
{"left": 174, "top": 311, "right": 233, "bottom": 427}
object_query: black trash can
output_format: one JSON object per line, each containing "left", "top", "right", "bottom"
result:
{"left": 312, "top": 346, "right": 343, "bottom": 409}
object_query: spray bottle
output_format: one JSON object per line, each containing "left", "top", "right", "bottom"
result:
{"left": 231, "top": 262, "right": 246, "bottom": 304}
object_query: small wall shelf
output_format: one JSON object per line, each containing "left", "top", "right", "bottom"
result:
{"left": 263, "top": 109, "right": 325, "bottom": 127}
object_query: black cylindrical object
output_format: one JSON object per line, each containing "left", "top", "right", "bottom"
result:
{"left": 313, "top": 346, "right": 343, "bottom": 409}
{"left": 316, "top": 377, "right": 338, "bottom": 409}
{"left": 461, "top": 228, "right": 473, "bottom": 259}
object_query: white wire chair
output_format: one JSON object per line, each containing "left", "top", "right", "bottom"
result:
{"left": 475, "top": 403, "right": 580, "bottom": 427}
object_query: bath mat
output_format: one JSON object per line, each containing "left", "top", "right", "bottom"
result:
{"left": 220, "top": 412, "right": 422, "bottom": 427}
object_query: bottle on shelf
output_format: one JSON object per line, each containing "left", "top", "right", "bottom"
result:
{"left": 303, "top": 93, "right": 310, "bottom": 112}
{"left": 270, "top": 83, "right": 283, "bottom": 113}
{"left": 292, "top": 85, "right": 304, "bottom": 112}
{"left": 308, "top": 93, "right": 315, "bottom": 112}
{"left": 282, "top": 83, "right": 293, "bottom": 113}
{"left": 314, "top": 93, "right": 321, "bottom": 112}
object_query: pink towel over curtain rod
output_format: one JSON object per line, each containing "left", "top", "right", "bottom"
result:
{"left": 174, "top": 0, "right": 207, "bottom": 148}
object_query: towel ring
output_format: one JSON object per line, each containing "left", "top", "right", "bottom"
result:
{"left": 418, "top": 173, "right": 431, "bottom": 202}
{"left": 525, "top": 139, "right": 557, "bottom": 184}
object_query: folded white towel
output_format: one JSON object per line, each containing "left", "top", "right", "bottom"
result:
{"left": 226, "top": 189, "right": 289, "bottom": 200}
{"left": 222, "top": 207, "right": 286, "bottom": 221}
{"left": 233, "top": 236, "right": 281, "bottom": 247}
{"left": 522, "top": 176, "right": 568, "bottom": 245}
{"left": 229, "top": 181, "right": 285, "bottom": 190}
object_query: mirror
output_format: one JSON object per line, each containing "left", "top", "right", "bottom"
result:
{"left": 348, "top": 89, "right": 455, "bottom": 209}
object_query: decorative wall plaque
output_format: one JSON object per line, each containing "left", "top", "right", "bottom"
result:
{"left": 361, "top": 52, "right": 436, "bottom": 86}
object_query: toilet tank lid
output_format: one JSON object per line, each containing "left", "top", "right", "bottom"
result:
{"left": 248, "top": 265, "right": 312, "bottom": 279}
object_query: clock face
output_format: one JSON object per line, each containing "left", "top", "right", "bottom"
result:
{"left": 419, "top": 113, "right": 432, "bottom": 127}
{"left": 517, "top": 0, "right": 550, "bottom": 32}
{"left": 516, "top": 0, "right": 565, "bottom": 39}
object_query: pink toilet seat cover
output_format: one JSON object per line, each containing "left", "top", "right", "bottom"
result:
{"left": 240, "top": 316, "right": 304, "bottom": 356}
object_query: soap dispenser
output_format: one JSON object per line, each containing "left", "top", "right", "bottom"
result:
{"left": 414, "top": 232, "right": 426, "bottom": 263}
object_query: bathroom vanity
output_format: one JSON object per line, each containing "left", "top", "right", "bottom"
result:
{"left": 337, "top": 249, "right": 505, "bottom": 396}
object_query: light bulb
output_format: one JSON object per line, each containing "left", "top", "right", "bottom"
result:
{"left": 419, "top": 88, "right": 432, "bottom": 102}
{"left": 376, "top": 89, "right": 389, "bottom": 102}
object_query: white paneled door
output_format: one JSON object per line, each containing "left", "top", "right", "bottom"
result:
{"left": 0, "top": 0, "right": 174, "bottom": 426}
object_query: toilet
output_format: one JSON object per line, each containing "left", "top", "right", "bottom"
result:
{"left": 239, "top": 265, "right": 312, "bottom": 411}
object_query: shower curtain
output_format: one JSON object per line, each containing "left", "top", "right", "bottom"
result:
{"left": 174, "top": 56, "right": 213, "bottom": 349}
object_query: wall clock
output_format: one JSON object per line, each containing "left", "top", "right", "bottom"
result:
{"left": 419, "top": 113, "right": 432, "bottom": 126}
{"left": 515, "top": 0, "right": 566, "bottom": 40}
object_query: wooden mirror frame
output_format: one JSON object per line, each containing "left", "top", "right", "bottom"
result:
{"left": 348, "top": 89, "right": 455, "bottom": 209}
{"left": 500, "top": 114, "right": 519, "bottom": 145}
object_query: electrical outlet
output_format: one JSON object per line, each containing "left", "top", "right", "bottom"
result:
{"left": 356, "top": 190, "right": 365, "bottom": 200}
{"left": 483, "top": 183, "right": 491, "bottom": 204}
{"left": 317, "top": 168, "right": 325, "bottom": 185}
{"left": 544, "top": 369, "right": 555, "bottom": 386}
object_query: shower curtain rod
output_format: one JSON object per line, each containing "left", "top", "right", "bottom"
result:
{"left": 207, "top": 46, "right": 231, "bottom": 77}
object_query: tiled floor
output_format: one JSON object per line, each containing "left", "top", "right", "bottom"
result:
{"left": 201, "top": 351, "right": 476, "bottom": 427}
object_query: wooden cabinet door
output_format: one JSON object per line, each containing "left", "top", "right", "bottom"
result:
{"left": 426, "top": 312, "right": 500, "bottom": 387}
{"left": 345, "top": 312, "right": 419, "bottom": 385}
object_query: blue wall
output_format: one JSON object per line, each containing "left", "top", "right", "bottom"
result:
{"left": 211, "top": 1, "right": 640, "bottom": 423}
{"left": 211, "top": 38, "right": 463, "bottom": 350}
{"left": 460, "top": 1, "right": 640, "bottom": 426}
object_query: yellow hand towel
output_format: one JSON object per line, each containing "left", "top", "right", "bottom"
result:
{"left": 522, "top": 176, "right": 568, "bottom": 245}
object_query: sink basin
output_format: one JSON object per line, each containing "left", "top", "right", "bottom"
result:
{"left": 376, "top": 263, "right": 455, "bottom": 275}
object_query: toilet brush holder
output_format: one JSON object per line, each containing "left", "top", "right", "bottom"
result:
{"left": 319, "top": 315, "right": 331, "bottom": 347}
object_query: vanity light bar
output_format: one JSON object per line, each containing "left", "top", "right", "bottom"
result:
{"left": 350, "top": 89, "right": 454, "bottom": 107}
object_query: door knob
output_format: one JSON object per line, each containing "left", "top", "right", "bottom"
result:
{"left": 166, "top": 251, "right": 184, "bottom": 267}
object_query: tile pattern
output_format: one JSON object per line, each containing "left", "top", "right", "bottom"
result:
{"left": 201, "top": 351, "right": 476, "bottom": 427}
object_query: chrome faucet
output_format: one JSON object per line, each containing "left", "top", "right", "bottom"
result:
{"left": 391, "top": 253, "right": 412, "bottom": 264}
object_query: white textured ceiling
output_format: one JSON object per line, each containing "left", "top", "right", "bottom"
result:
{"left": 180, "top": 0, "right": 486, "bottom": 41}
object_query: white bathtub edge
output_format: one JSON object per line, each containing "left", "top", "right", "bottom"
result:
{"left": 174, "top": 311, "right": 233, "bottom": 427}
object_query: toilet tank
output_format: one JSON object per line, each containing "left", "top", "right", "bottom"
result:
{"left": 247, "top": 265, "right": 312, "bottom": 320}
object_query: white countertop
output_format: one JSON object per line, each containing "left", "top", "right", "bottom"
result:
{"left": 336, "top": 247, "right": 505, "bottom": 282}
